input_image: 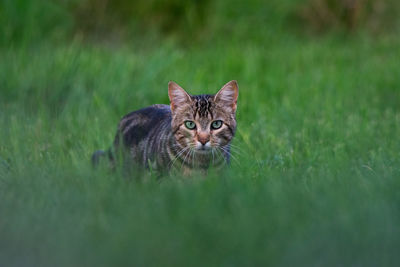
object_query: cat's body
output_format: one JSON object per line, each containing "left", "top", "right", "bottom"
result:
{"left": 93, "top": 81, "right": 238, "bottom": 174}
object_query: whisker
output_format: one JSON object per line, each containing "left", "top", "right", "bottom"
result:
{"left": 220, "top": 146, "right": 240, "bottom": 165}
{"left": 180, "top": 147, "right": 192, "bottom": 170}
{"left": 227, "top": 143, "right": 244, "bottom": 150}
{"left": 215, "top": 148, "right": 230, "bottom": 165}
{"left": 168, "top": 146, "right": 190, "bottom": 168}
{"left": 227, "top": 144, "right": 246, "bottom": 155}
{"left": 226, "top": 147, "right": 242, "bottom": 156}
{"left": 212, "top": 148, "right": 215, "bottom": 166}
{"left": 225, "top": 145, "right": 245, "bottom": 158}
{"left": 191, "top": 149, "right": 195, "bottom": 169}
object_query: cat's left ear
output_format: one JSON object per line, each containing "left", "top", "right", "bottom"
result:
{"left": 214, "top": 80, "right": 239, "bottom": 112}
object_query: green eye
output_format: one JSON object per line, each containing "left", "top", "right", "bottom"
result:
{"left": 184, "top": 121, "right": 196, "bottom": 130}
{"left": 211, "top": 120, "right": 223, "bottom": 130}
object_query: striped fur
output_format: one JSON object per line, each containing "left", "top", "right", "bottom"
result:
{"left": 94, "top": 81, "right": 238, "bottom": 174}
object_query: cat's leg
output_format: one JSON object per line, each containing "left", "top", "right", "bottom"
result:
{"left": 91, "top": 150, "right": 106, "bottom": 167}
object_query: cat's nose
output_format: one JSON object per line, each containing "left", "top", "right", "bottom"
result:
{"left": 197, "top": 132, "right": 210, "bottom": 145}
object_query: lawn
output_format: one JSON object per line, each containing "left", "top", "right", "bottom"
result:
{"left": 1, "top": 1, "right": 400, "bottom": 266}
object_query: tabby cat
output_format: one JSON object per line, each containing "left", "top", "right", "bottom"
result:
{"left": 92, "top": 80, "right": 238, "bottom": 174}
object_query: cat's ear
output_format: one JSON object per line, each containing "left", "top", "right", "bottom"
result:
{"left": 214, "top": 80, "right": 239, "bottom": 112}
{"left": 168, "top": 81, "right": 191, "bottom": 112}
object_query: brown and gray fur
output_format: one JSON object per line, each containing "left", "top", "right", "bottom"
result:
{"left": 92, "top": 80, "right": 239, "bottom": 174}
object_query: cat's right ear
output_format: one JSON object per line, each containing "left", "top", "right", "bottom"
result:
{"left": 168, "top": 81, "right": 191, "bottom": 112}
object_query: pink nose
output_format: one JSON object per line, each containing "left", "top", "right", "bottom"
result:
{"left": 197, "top": 132, "right": 210, "bottom": 145}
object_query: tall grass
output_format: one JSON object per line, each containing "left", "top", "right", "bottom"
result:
{"left": 2, "top": 36, "right": 400, "bottom": 265}
{"left": 1, "top": 1, "right": 400, "bottom": 266}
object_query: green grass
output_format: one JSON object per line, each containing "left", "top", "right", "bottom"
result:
{"left": 1, "top": 33, "right": 400, "bottom": 266}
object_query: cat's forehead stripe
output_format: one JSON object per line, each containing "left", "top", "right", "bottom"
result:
{"left": 193, "top": 94, "right": 214, "bottom": 119}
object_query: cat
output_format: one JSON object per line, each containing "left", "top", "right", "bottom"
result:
{"left": 92, "top": 80, "right": 238, "bottom": 174}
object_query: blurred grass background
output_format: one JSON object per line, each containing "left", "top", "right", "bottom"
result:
{"left": 1, "top": 0, "right": 400, "bottom": 266}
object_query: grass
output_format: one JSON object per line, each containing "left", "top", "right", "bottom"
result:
{"left": 1, "top": 32, "right": 400, "bottom": 266}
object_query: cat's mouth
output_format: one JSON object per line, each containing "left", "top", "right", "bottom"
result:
{"left": 194, "top": 145, "right": 212, "bottom": 154}
{"left": 196, "top": 147, "right": 211, "bottom": 153}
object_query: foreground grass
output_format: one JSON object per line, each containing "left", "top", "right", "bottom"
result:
{"left": 1, "top": 35, "right": 400, "bottom": 266}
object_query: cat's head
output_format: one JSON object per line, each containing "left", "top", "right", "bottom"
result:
{"left": 168, "top": 80, "right": 238, "bottom": 152}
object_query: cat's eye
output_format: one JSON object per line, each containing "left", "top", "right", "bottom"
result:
{"left": 211, "top": 120, "right": 223, "bottom": 130}
{"left": 184, "top": 120, "right": 196, "bottom": 130}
